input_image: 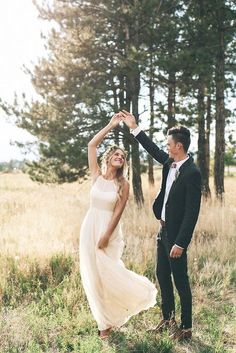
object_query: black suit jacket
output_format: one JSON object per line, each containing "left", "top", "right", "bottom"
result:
{"left": 135, "top": 130, "right": 202, "bottom": 249}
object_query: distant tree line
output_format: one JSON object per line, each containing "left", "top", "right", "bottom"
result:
{"left": 0, "top": 160, "right": 26, "bottom": 173}
{"left": 1, "top": 0, "right": 236, "bottom": 203}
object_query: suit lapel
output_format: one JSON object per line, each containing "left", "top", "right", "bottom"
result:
{"left": 167, "top": 156, "right": 193, "bottom": 199}
{"left": 163, "top": 157, "right": 173, "bottom": 181}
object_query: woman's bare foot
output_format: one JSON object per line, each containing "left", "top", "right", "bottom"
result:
{"left": 99, "top": 327, "right": 112, "bottom": 339}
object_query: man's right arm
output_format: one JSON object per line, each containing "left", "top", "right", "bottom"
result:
{"left": 132, "top": 129, "right": 168, "bottom": 165}
{"left": 122, "top": 110, "right": 168, "bottom": 165}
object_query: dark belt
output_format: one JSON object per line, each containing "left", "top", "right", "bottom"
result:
{"left": 160, "top": 219, "right": 166, "bottom": 227}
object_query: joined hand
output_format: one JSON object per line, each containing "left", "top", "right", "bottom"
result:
{"left": 109, "top": 112, "right": 123, "bottom": 128}
{"left": 120, "top": 110, "right": 138, "bottom": 129}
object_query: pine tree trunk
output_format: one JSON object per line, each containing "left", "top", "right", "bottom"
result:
{"left": 119, "top": 74, "right": 131, "bottom": 158}
{"left": 111, "top": 73, "right": 119, "bottom": 145}
{"left": 124, "top": 21, "right": 144, "bottom": 205}
{"left": 205, "top": 93, "right": 212, "bottom": 197}
{"left": 167, "top": 71, "right": 176, "bottom": 129}
{"left": 130, "top": 71, "right": 144, "bottom": 205}
{"left": 214, "top": 10, "right": 225, "bottom": 201}
{"left": 148, "top": 50, "right": 155, "bottom": 185}
{"left": 197, "top": 77, "right": 211, "bottom": 198}
{"left": 196, "top": 0, "right": 211, "bottom": 198}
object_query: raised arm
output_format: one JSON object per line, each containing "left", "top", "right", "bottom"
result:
{"left": 88, "top": 113, "right": 122, "bottom": 181}
{"left": 121, "top": 110, "right": 168, "bottom": 164}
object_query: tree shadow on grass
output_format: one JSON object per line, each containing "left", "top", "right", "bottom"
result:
{"left": 108, "top": 331, "right": 231, "bottom": 353}
{"left": 108, "top": 331, "right": 173, "bottom": 353}
{"left": 182, "top": 336, "right": 229, "bottom": 353}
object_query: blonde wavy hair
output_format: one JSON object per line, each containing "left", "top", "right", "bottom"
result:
{"left": 101, "top": 145, "right": 128, "bottom": 199}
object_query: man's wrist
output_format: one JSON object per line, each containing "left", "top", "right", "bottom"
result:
{"left": 175, "top": 244, "right": 184, "bottom": 250}
{"left": 130, "top": 125, "right": 141, "bottom": 136}
{"left": 130, "top": 123, "right": 138, "bottom": 130}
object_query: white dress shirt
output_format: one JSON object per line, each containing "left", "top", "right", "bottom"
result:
{"left": 131, "top": 126, "right": 142, "bottom": 136}
{"left": 161, "top": 156, "right": 189, "bottom": 222}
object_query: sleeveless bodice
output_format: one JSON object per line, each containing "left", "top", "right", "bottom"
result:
{"left": 90, "top": 175, "right": 118, "bottom": 212}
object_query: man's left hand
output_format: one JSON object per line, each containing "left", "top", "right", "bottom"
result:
{"left": 170, "top": 245, "right": 184, "bottom": 258}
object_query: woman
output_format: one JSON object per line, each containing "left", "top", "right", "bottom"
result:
{"left": 79, "top": 113, "right": 157, "bottom": 339}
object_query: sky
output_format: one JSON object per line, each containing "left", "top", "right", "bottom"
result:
{"left": 0, "top": 0, "right": 47, "bottom": 162}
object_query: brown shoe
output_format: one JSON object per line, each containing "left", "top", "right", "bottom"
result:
{"left": 170, "top": 327, "right": 192, "bottom": 341}
{"left": 147, "top": 318, "right": 177, "bottom": 333}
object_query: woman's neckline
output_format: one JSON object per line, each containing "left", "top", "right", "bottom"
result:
{"left": 100, "top": 175, "right": 116, "bottom": 182}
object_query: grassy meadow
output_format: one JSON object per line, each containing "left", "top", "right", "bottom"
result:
{"left": 0, "top": 171, "right": 235, "bottom": 353}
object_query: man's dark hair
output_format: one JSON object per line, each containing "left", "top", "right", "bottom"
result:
{"left": 167, "top": 126, "right": 191, "bottom": 152}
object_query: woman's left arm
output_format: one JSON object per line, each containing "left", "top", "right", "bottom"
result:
{"left": 97, "top": 181, "right": 130, "bottom": 249}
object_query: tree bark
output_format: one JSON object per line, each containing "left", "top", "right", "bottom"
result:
{"left": 196, "top": 0, "right": 211, "bottom": 198}
{"left": 124, "top": 20, "right": 144, "bottom": 205}
{"left": 111, "top": 70, "right": 119, "bottom": 145}
{"left": 197, "top": 77, "right": 211, "bottom": 198}
{"left": 205, "top": 93, "right": 212, "bottom": 197}
{"left": 130, "top": 70, "right": 144, "bottom": 205}
{"left": 214, "top": 8, "right": 225, "bottom": 201}
{"left": 119, "top": 74, "right": 131, "bottom": 158}
{"left": 167, "top": 70, "right": 176, "bottom": 129}
{"left": 148, "top": 49, "right": 155, "bottom": 185}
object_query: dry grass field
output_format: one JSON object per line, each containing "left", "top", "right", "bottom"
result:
{"left": 0, "top": 171, "right": 235, "bottom": 353}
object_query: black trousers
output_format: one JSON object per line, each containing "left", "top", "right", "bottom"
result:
{"left": 156, "top": 226, "right": 192, "bottom": 329}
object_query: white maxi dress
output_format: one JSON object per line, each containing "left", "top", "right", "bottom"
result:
{"left": 79, "top": 175, "right": 157, "bottom": 330}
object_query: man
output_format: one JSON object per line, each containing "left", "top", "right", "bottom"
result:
{"left": 121, "top": 110, "right": 202, "bottom": 341}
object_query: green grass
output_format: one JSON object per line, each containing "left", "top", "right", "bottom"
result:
{"left": 0, "top": 254, "right": 235, "bottom": 353}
